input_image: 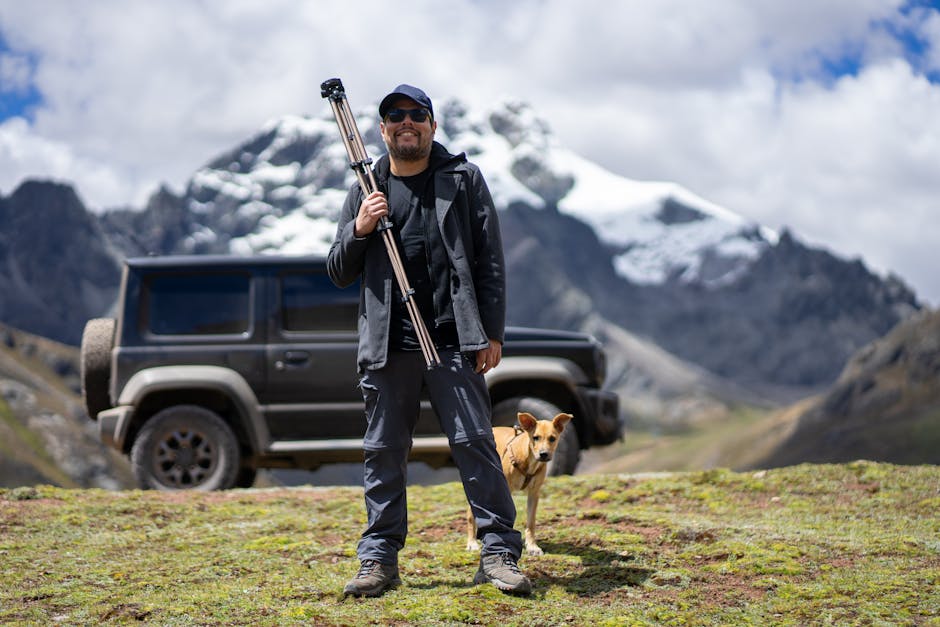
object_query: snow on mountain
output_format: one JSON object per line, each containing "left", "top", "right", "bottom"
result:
{"left": 6, "top": 98, "right": 918, "bottom": 395}
{"left": 184, "top": 113, "right": 355, "bottom": 256}
{"left": 183, "top": 98, "right": 777, "bottom": 288}
{"left": 553, "top": 153, "right": 778, "bottom": 285}
{"left": 440, "top": 99, "right": 778, "bottom": 286}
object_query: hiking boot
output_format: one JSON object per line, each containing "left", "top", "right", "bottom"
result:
{"left": 343, "top": 560, "right": 401, "bottom": 597}
{"left": 473, "top": 553, "right": 532, "bottom": 595}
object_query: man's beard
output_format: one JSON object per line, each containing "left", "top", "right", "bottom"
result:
{"left": 387, "top": 135, "right": 432, "bottom": 162}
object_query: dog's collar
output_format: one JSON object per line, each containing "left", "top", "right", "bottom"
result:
{"left": 505, "top": 426, "right": 542, "bottom": 489}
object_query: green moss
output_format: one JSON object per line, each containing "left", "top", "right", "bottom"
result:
{"left": 1, "top": 466, "right": 938, "bottom": 625}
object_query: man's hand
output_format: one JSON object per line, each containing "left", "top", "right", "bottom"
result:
{"left": 475, "top": 339, "right": 502, "bottom": 374}
{"left": 354, "top": 191, "right": 389, "bottom": 236}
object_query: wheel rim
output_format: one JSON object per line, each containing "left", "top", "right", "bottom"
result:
{"left": 153, "top": 428, "right": 218, "bottom": 488}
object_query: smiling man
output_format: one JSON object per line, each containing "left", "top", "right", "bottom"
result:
{"left": 379, "top": 94, "right": 434, "bottom": 167}
{"left": 327, "top": 84, "right": 530, "bottom": 597}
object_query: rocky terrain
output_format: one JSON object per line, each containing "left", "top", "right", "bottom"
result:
{"left": 0, "top": 322, "right": 133, "bottom": 489}
{"left": 756, "top": 308, "right": 940, "bottom": 467}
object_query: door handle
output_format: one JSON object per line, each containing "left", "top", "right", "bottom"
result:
{"left": 275, "top": 350, "right": 311, "bottom": 370}
{"left": 284, "top": 350, "right": 311, "bottom": 364}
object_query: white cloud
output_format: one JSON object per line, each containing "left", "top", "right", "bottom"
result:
{"left": 0, "top": 51, "right": 31, "bottom": 93}
{"left": 0, "top": 117, "right": 132, "bottom": 208}
{"left": 0, "top": 0, "right": 938, "bottom": 303}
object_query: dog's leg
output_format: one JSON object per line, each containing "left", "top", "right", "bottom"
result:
{"left": 524, "top": 488, "right": 543, "bottom": 556}
{"left": 466, "top": 505, "right": 481, "bottom": 551}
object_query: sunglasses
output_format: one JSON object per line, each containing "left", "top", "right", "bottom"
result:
{"left": 384, "top": 107, "right": 431, "bottom": 124}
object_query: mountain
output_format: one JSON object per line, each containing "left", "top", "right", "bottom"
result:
{"left": 0, "top": 181, "right": 122, "bottom": 345}
{"left": 755, "top": 308, "right": 940, "bottom": 467}
{"left": 2, "top": 98, "right": 921, "bottom": 402}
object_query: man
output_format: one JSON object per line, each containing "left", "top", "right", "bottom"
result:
{"left": 327, "top": 84, "right": 531, "bottom": 597}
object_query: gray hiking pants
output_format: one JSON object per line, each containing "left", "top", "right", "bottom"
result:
{"left": 356, "top": 348, "right": 522, "bottom": 564}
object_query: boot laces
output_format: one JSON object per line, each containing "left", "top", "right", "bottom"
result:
{"left": 498, "top": 553, "right": 522, "bottom": 574}
{"left": 356, "top": 560, "right": 382, "bottom": 579}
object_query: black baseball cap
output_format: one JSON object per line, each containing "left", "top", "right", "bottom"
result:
{"left": 378, "top": 84, "right": 433, "bottom": 120}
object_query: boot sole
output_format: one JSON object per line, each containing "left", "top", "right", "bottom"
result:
{"left": 343, "top": 577, "right": 402, "bottom": 598}
{"left": 473, "top": 570, "right": 532, "bottom": 595}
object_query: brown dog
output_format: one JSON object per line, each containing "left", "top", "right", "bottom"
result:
{"left": 467, "top": 411, "right": 573, "bottom": 556}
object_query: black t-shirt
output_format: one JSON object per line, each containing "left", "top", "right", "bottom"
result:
{"left": 386, "top": 171, "right": 458, "bottom": 351}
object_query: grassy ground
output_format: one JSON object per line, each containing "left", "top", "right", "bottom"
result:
{"left": 1, "top": 462, "right": 938, "bottom": 626}
{"left": 581, "top": 405, "right": 787, "bottom": 474}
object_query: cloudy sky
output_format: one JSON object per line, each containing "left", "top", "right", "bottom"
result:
{"left": 2, "top": 0, "right": 939, "bottom": 304}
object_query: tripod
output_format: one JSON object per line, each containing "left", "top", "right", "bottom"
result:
{"left": 321, "top": 78, "right": 441, "bottom": 368}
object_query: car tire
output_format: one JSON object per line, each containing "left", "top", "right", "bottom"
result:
{"left": 235, "top": 466, "right": 258, "bottom": 489}
{"left": 131, "top": 405, "right": 241, "bottom": 491}
{"left": 80, "top": 318, "right": 115, "bottom": 421}
{"left": 492, "top": 396, "right": 581, "bottom": 475}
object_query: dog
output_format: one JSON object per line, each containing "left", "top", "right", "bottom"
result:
{"left": 467, "top": 411, "right": 573, "bottom": 556}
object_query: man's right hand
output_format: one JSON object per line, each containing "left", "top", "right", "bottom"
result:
{"left": 354, "top": 191, "right": 389, "bottom": 236}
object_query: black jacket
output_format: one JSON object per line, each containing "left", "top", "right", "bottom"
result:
{"left": 327, "top": 142, "right": 506, "bottom": 371}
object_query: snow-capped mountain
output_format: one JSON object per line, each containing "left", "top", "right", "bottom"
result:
{"left": 185, "top": 114, "right": 348, "bottom": 256}
{"left": 172, "top": 99, "right": 776, "bottom": 293}
{"left": 1, "top": 97, "right": 919, "bottom": 398}
{"left": 444, "top": 99, "right": 778, "bottom": 288}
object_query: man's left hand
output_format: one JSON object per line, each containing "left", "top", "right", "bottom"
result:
{"left": 475, "top": 339, "right": 502, "bottom": 374}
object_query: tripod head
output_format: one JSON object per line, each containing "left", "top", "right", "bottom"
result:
{"left": 320, "top": 78, "right": 345, "bottom": 100}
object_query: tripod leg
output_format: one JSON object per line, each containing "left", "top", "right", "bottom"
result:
{"left": 323, "top": 82, "right": 441, "bottom": 367}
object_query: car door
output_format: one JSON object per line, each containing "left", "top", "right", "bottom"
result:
{"left": 261, "top": 267, "right": 363, "bottom": 440}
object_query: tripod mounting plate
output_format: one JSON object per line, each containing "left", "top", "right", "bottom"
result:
{"left": 320, "top": 78, "right": 345, "bottom": 100}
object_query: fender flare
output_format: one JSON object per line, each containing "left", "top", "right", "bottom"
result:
{"left": 115, "top": 365, "right": 270, "bottom": 453}
{"left": 485, "top": 356, "right": 589, "bottom": 389}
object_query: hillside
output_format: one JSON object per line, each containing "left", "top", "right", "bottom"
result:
{"left": 757, "top": 307, "right": 940, "bottom": 468}
{"left": 0, "top": 323, "right": 133, "bottom": 489}
{"left": 1, "top": 463, "right": 937, "bottom": 625}
{"left": 582, "top": 308, "right": 940, "bottom": 476}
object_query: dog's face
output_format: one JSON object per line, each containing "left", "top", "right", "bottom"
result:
{"left": 517, "top": 411, "right": 573, "bottom": 462}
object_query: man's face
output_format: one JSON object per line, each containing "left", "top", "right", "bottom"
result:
{"left": 380, "top": 97, "right": 436, "bottom": 162}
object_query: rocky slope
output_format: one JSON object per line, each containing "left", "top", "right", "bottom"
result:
{"left": 0, "top": 181, "right": 122, "bottom": 345}
{"left": 0, "top": 322, "right": 133, "bottom": 489}
{"left": 756, "top": 308, "right": 940, "bottom": 467}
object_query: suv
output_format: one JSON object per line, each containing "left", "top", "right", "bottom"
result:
{"left": 81, "top": 255, "right": 621, "bottom": 491}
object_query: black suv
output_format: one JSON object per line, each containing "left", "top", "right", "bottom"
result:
{"left": 81, "top": 255, "right": 621, "bottom": 490}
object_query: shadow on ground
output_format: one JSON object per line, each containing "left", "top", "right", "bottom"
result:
{"left": 533, "top": 542, "right": 653, "bottom": 595}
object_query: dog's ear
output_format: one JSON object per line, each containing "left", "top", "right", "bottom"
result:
{"left": 552, "top": 413, "right": 573, "bottom": 431}
{"left": 517, "top": 412, "right": 538, "bottom": 431}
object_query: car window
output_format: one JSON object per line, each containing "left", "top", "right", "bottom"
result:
{"left": 280, "top": 271, "right": 358, "bottom": 332}
{"left": 143, "top": 272, "right": 251, "bottom": 335}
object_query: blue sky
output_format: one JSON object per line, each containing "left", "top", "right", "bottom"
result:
{"left": 1, "top": 0, "right": 940, "bottom": 304}
{"left": 893, "top": 0, "right": 940, "bottom": 78}
{"left": 0, "top": 34, "right": 41, "bottom": 120}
